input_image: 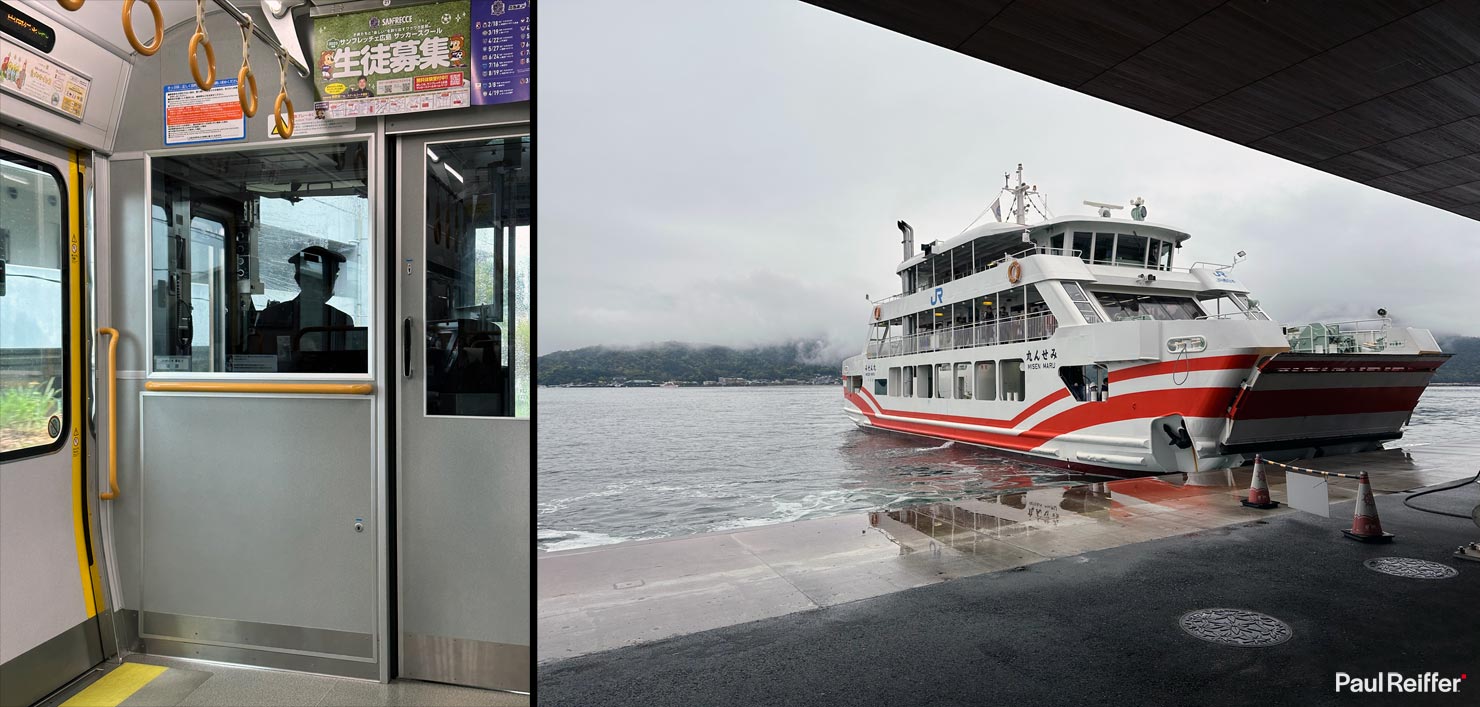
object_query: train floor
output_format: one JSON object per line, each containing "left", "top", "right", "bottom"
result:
{"left": 38, "top": 654, "right": 528, "bottom": 707}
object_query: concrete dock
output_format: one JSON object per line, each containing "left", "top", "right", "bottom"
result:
{"left": 539, "top": 441, "right": 1480, "bottom": 704}
{"left": 538, "top": 441, "right": 1480, "bottom": 663}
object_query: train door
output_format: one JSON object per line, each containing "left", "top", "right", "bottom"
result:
{"left": 395, "top": 128, "right": 530, "bottom": 692}
{"left": 0, "top": 133, "right": 105, "bottom": 706}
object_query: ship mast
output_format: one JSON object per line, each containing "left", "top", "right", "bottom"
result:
{"left": 1004, "top": 163, "right": 1040, "bottom": 226}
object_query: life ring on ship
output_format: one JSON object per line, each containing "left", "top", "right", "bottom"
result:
{"left": 872, "top": 305, "right": 881, "bottom": 321}
{"left": 1008, "top": 260, "right": 1022, "bottom": 284}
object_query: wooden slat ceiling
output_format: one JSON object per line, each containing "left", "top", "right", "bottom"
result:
{"left": 802, "top": 0, "right": 1480, "bottom": 223}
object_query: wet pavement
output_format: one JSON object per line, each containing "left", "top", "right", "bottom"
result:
{"left": 537, "top": 441, "right": 1480, "bottom": 666}
{"left": 538, "top": 472, "right": 1480, "bottom": 706}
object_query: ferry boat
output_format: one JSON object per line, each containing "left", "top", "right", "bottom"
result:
{"left": 842, "top": 166, "right": 1450, "bottom": 475}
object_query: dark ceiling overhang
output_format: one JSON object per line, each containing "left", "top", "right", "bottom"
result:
{"left": 802, "top": 0, "right": 1480, "bottom": 223}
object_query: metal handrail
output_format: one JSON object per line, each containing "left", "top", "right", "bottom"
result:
{"left": 866, "top": 312, "right": 1058, "bottom": 359}
{"left": 98, "top": 328, "right": 120, "bottom": 500}
{"left": 1283, "top": 318, "right": 1395, "bottom": 354}
{"left": 888, "top": 247, "right": 1085, "bottom": 302}
{"left": 209, "top": 0, "right": 310, "bottom": 77}
{"left": 144, "top": 381, "right": 374, "bottom": 394}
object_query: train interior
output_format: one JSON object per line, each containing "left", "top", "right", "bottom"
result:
{"left": 0, "top": 0, "right": 529, "bottom": 704}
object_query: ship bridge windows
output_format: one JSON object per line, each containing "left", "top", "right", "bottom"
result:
{"left": 1115, "top": 233, "right": 1149, "bottom": 267}
{"left": 1094, "top": 292, "right": 1204, "bottom": 321}
{"left": 1072, "top": 231, "right": 1176, "bottom": 269}
{"left": 1092, "top": 233, "right": 1115, "bottom": 264}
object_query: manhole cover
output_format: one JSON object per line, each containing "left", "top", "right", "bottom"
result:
{"left": 1363, "top": 557, "right": 1458, "bottom": 579}
{"left": 1179, "top": 608, "right": 1292, "bottom": 647}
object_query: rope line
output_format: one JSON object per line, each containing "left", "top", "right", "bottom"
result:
{"left": 1256, "top": 456, "right": 1363, "bottom": 480}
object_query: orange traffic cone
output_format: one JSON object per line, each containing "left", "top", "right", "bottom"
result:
{"left": 1343, "top": 471, "right": 1394, "bottom": 543}
{"left": 1241, "top": 455, "right": 1279, "bottom": 509}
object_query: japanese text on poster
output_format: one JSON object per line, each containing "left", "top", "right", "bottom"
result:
{"left": 470, "top": 1, "right": 530, "bottom": 105}
{"left": 0, "top": 37, "right": 89, "bottom": 121}
{"left": 163, "top": 80, "right": 245, "bottom": 145}
{"left": 311, "top": 0, "right": 471, "bottom": 119}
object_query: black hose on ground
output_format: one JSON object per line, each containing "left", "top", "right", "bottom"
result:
{"left": 1401, "top": 469, "right": 1480, "bottom": 519}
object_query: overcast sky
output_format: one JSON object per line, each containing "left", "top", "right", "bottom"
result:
{"left": 539, "top": 0, "right": 1480, "bottom": 356}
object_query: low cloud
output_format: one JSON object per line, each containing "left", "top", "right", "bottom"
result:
{"left": 539, "top": 0, "right": 1479, "bottom": 355}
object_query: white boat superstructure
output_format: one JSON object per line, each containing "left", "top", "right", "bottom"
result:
{"left": 842, "top": 167, "right": 1450, "bottom": 476}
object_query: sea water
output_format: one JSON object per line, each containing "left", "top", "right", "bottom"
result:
{"left": 536, "top": 385, "right": 1480, "bottom": 552}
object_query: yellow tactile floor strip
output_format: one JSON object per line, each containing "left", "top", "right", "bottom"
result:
{"left": 60, "top": 664, "right": 167, "bottom": 707}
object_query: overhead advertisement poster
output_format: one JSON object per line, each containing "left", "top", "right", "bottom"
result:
{"left": 0, "top": 37, "right": 90, "bottom": 121}
{"left": 469, "top": 0, "right": 530, "bottom": 105}
{"left": 311, "top": 0, "right": 472, "bottom": 119}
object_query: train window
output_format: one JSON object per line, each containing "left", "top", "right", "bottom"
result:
{"left": 149, "top": 142, "right": 371, "bottom": 374}
{"left": 0, "top": 154, "right": 67, "bottom": 458}
{"left": 423, "top": 136, "right": 530, "bottom": 417}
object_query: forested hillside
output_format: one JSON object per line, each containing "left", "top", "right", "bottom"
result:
{"left": 537, "top": 342, "right": 839, "bottom": 385}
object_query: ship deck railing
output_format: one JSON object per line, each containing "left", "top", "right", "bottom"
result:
{"left": 866, "top": 312, "right": 1058, "bottom": 359}
{"left": 1283, "top": 317, "right": 1396, "bottom": 354}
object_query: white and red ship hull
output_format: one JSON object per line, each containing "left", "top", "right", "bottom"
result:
{"left": 843, "top": 344, "right": 1449, "bottom": 477}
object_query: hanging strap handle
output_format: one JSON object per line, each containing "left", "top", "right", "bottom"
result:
{"left": 237, "top": 17, "right": 258, "bottom": 117}
{"left": 188, "top": 0, "right": 216, "bottom": 91}
{"left": 273, "top": 52, "right": 294, "bottom": 139}
{"left": 121, "top": 0, "right": 163, "bottom": 56}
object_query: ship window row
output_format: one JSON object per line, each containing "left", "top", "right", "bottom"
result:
{"left": 1052, "top": 231, "right": 1174, "bottom": 270}
{"left": 1093, "top": 292, "right": 1205, "bottom": 321}
{"left": 907, "top": 236, "right": 1040, "bottom": 293}
{"left": 881, "top": 359, "right": 1028, "bottom": 402}
{"left": 907, "top": 230, "right": 1178, "bottom": 295}
{"left": 867, "top": 283, "right": 1060, "bottom": 358}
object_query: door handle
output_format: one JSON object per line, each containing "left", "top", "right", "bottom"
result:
{"left": 403, "top": 316, "right": 413, "bottom": 378}
{"left": 99, "top": 328, "right": 120, "bottom": 500}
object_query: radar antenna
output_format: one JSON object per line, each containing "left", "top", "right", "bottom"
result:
{"left": 1084, "top": 200, "right": 1123, "bottom": 218}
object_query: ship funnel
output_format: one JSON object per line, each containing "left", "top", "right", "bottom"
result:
{"left": 898, "top": 220, "right": 914, "bottom": 260}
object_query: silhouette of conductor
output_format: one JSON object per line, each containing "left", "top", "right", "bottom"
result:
{"left": 255, "top": 246, "right": 353, "bottom": 352}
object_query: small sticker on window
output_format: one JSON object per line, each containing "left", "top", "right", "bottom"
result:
{"left": 47, "top": 415, "right": 61, "bottom": 439}
{"left": 154, "top": 355, "right": 190, "bottom": 371}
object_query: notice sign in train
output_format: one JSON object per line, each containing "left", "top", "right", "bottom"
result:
{"left": 163, "top": 80, "right": 245, "bottom": 145}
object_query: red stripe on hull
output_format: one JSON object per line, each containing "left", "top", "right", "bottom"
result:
{"left": 857, "top": 387, "right": 1070, "bottom": 428}
{"left": 1109, "top": 354, "right": 1259, "bottom": 384}
{"left": 846, "top": 386, "right": 1240, "bottom": 441}
{"left": 1228, "top": 386, "right": 1426, "bottom": 420}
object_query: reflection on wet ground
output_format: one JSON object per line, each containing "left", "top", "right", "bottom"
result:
{"left": 537, "top": 439, "right": 1480, "bottom": 663}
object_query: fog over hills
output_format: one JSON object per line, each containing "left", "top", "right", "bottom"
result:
{"left": 536, "top": 335, "right": 1480, "bottom": 386}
